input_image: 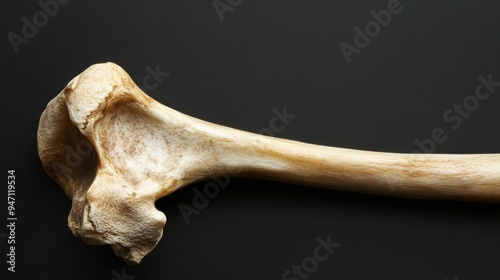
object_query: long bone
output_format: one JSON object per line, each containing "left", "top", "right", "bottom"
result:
{"left": 37, "top": 62, "right": 500, "bottom": 265}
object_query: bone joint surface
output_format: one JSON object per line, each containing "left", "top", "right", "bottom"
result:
{"left": 37, "top": 62, "right": 500, "bottom": 265}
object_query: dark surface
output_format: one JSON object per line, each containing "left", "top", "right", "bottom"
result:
{"left": 2, "top": 0, "right": 500, "bottom": 279}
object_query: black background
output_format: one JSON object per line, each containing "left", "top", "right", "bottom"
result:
{"left": 2, "top": 0, "right": 500, "bottom": 279}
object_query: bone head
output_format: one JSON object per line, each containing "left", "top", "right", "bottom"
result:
{"left": 37, "top": 63, "right": 227, "bottom": 265}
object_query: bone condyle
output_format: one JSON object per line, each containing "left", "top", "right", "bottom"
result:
{"left": 37, "top": 62, "right": 500, "bottom": 265}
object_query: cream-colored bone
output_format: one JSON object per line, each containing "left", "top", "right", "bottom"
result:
{"left": 37, "top": 62, "right": 500, "bottom": 265}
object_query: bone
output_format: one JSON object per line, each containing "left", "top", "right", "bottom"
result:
{"left": 37, "top": 62, "right": 500, "bottom": 265}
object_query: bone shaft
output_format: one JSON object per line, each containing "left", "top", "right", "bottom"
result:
{"left": 220, "top": 133, "right": 500, "bottom": 202}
